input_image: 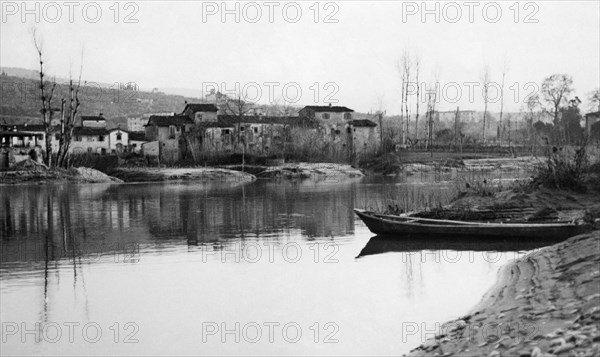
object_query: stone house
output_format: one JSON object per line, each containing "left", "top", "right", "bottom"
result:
{"left": 144, "top": 115, "right": 194, "bottom": 164}
{"left": 349, "top": 119, "right": 379, "bottom": 156}
{"left": 216, "top": 115, "right": 307, "bottom": 154}
{"left": 129, "top": 132, "right": 147, "bottom": 153}
{"left": 145, "top": 115, "right": 193, "bottom": 142}
{"left": 71, "top": 127, "right": 110, "bottom": 154}
{"left": 181, "top": 103, "right": 219, "bottom": 124}
{"left": 81, "top": 115, "right": 107, "bottom": 128}
{"left": 298, "top": 105, "right": 354, "bottom": 123}
{"left": 108, "top": 128, "right": 129, "bottom": 154}
{"left": 128, "top": 113, "right": 176, "bottom": 133}
{"left": 585, "top": 112, "right": 600, "bottom": 137}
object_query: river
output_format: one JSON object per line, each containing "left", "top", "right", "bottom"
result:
{"left": 1, "top": 174, "right": 536, "bottom": 356}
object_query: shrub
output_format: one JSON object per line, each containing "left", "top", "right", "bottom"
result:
{"left": 532, "top": 144, "right": 589, "bottom": 191}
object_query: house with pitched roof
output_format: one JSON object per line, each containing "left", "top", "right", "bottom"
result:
{"left": 585, "top": 112, "right": 600, "bottom": 138}
{"left": 298, "top": 105, "right": 379, "bottom": 157}
{"left": 180, "top": 103, "right": 219, "bottom": 124}
{"left": 145, "top": 115, "right": 193, "bottom": 142}
{"left": 298, "top": 104, "right": 354, "bottom": 122}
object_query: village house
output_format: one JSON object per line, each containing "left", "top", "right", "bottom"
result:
{"left": 108, "top": 128, "right": 129, "bottom": 154}
{"left": 349, "top": 119, "right": 379, "bottom": 156}
{"left": 71, "top": 115, "right": 137, "bottom": 155}
{"left": 138, "top": 102, "right": 378, "bottom": 163}
{"left": 145, "top": 115, "right": 193, "bottom": 141}
{"left": 297, "top": 104, "right": 379, "bottom": 157}
{"left": 128, "top": 113, "right": 176, "bottom": 133}
{"left": 585, "top": 112, "right": 600, "bottom": 138}
{"left": 70, "top": 115, "right": 110, "bottom": 154}
{"left": 180, "top": 103, "right": 219, "bottom": 124}
{"left": 144, "top": 115, "right": 194, "bottom": 163}
{"left": 129, "top": 132, "right": 147, "bottom": 153}
{"left": 299, "top": 105, "right": 354, "bottom": 122}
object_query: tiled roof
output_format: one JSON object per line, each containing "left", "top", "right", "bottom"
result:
{"left": 109, "top": 128, "right": 129, "bottom": 133}
{"left": 129, "top": 132, "right": 147, "bottom": 141}
{"left": 0, "top": 124, "right": 47, "bottom": 132}
{"left": 182, "top": 103, "right": 219, "bottom": 113}
{"left": 217, "top": 115, "right": 316, "bottom": 127}
{"left": 196, "top": 121, "right": 235, "bottom": 129}
{"left": 81, "top": 116, "right": 106, "bottom": 121}
{"left": 351, "top": 119, "right": 377, "bottom": 127}
{"left": 146, "top": 115, "right": 193, "bottom": 126}
{"left": 301, "top": 106, "right": 354, "bottom": 113}
{"left": 73, "top": 127, "right": 109, "bottom": 136}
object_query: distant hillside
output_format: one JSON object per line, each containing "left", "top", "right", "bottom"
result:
{"left": 0, "top": 74, "right": 206, "bottom": 122}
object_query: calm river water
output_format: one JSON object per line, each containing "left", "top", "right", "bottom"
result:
{"left": 1, "top": 174, "right": 540, "bottom": 356}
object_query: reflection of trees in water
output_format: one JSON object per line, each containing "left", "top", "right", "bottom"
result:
{"left": 2, "top": 182, "right": 363, "bottom": 256}
{"left": 140, "top": 182, "right": 359, "bottom": 244}
{"left": 1, "top": 180, "right": 459, "bottom": 258}
{"left": 24, "top": 189, "right": 91, "bottom": 325}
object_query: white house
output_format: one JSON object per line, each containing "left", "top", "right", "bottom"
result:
{"left": 108, "top": 128, "right": 129, "bottom": 154}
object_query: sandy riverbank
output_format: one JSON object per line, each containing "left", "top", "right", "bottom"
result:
{"left": 0, "top": 166, "right": 123, "bottom": 184}
{"left": 406, "top": 230, "right": 600, "bottom": 357}
{"left": 224, "top": 162, "right": 365, "bottom": 179}
{"left": 109, "top": 167, "right": 256, "bottom": 183}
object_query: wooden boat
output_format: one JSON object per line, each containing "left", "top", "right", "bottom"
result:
{"left": 354, "top": 209, "right": 590, "bottom": 240}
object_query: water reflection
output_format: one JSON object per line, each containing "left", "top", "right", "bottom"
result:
{"left": 1, "top": 175, "right": 540, "bottom": 356}
{"left": 357, "top": 234, "right": 570, "bottom": 258}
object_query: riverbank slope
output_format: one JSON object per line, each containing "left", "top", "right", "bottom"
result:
{"left": 406, "top": 230, "right": 600, "bottom": 357}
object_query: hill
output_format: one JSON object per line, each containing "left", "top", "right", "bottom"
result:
{"left": 0, "top": 74, "right": 205, "bottom": 123}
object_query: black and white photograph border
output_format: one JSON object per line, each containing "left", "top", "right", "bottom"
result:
{"left": 1, "top": 1, "right": 599, "bottom": 356}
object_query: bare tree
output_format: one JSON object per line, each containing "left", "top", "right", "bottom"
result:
{"left": 541, "top": 74, "right": 573, "bottom": 143}
{"left": 56, "top": 61, "right": 83, "bottom": 168}
{"left": 481, "top": 65, "right": 491, "bottom": 145}
{"left": 32, "top": 30, "right": 57, "bottom": 167}
{"left": 223, "top": 93, "right": 255, "bottom": 150}
{"left": 453, "top": 106, "right": 460, "bottom": 151}
{"left": 397, "top": 57, "right": 406, "bottom": 145}
{"left": 498, "top": 59, "right": 509, "bottom": 144}
{"left": 526, "top": 93, "right": 541, "bottom": 152}
{"left": 424, "top": 75, "right": 439, "bottom": 151}
{"left": 413, "top": 54, "right": 421, "bottom": 145}
{"left": 588, "top": 88, "right": 600, "bottom": 112}
{"left": 401, "top": 50, "right": 411, "bottom": 143}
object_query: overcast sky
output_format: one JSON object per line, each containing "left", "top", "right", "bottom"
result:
{"left": 1, "top": 1, "right": 599, "bottom": 114}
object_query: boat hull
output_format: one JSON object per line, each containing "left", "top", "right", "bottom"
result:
{"left": 354, "top": 209, "right": 588, "bottom": 240}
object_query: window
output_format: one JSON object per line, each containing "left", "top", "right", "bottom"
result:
{"left": 116, "top": 134, "right": 122, "bottom": 141}
{"left": 169, "top": 126, "right": 176, "bottom": 139}
{"left": 240, "top": 126, "right": 245, "bottom": 132}
{"left": 253, "top": 127, "right": 258, "bottom": 133}
{"left": 54, "top": 133, "right": 60, "bottom": 140}
{"left": 99, "top": 135, "right": 105, "bottom": 142}
{"left": 75, "top": 136, "right": 82, "bottom": 142}
{"left": 196, "top": 113, "right": 203, "bottom": 121}
{"left": 321, "top": 113, "right": 330, "bottom": 119}
{"left": 222, "top": 129, "right": 231, "bottom": 135}
{"left": 344, "top": 113, "right": 352, "bottom": 120}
